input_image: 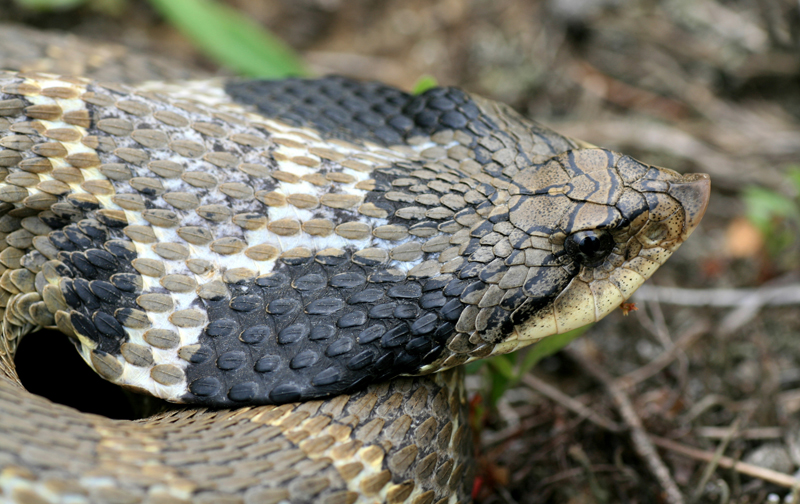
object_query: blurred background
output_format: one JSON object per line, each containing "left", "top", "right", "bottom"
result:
{"left": 1, "top": 0, "right": 799, "bottom": 502}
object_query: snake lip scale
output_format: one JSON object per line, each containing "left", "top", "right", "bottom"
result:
{"left": 0, "top": 71, "right": 709, "bottom": 503}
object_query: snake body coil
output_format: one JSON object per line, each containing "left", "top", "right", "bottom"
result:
{"left": 0, "top": 67, "right": 709, "bottom": 503}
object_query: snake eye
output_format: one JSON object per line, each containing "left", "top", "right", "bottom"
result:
{"left": 565, "top": 230, "right": 614, "bottom": 266}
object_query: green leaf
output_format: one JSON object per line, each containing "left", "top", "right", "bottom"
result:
{"left": 411, "top": 75, "right": 438, "bottom": 95}
{"left": 787, "top": 166, "right": 800, "bottom": 196}
{"left": 478, "top": 325, "right": 593, "bottom": 408}
{"left": 479, "top": 354, "right": 517, "bottom": 408}
{"left": 146, "top": 0, "right": 306, "bottom": 78}
{"left": 487, "top": 353, "right": 517, "bottom": 380}
{"left": 516, "top": 325, "right": 592, "bottom": 379}
{"left": 742, "top": 186, "right": 798, "bottom": 233}
{"left": 464, "top": 360, "right": 485, "bottom": 374}
{"left": 14, "top": 0, "right": 87, "bottom": 8}
{"left": 488, "top": 371, "right": 512, "bottom": 407}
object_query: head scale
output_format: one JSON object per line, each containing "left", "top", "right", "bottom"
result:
{"left": 475, "top": 147, "right": 709, "bottom": 356}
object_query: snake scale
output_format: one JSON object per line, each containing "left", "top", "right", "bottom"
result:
{"left": 0, "top": 24, "right": 710, "bottom": 504}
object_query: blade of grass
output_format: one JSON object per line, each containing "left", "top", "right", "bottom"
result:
{"left": 465, "top": 360, "right": 485, "bottom": 374}
{"left": 146, "top": 0, "right": 306, "bottom": 78}
{"left": 516, "top": 325, "right": 592, "bottom": 380}
{"left": 487, "top": 353, "right": 516, "bottom": 380}
{"left": 412, "top": 75, "right": 438, "bottom": 95}
{"left": 485, "top": 354, "right": 518, "bottom": 408}
{"left": 479, "top": 326, "right": 592, "bottom": 408}
{"left": 787, "top": 166, "right": 800, "bottom": 195}
{"left": 488, "top": 371, "right": 513, "bottom": 406}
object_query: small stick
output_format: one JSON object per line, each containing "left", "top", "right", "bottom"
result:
{"left": 690, "top": 415, "right": 744, "bottom": 503}
{"left": 568, "top": 347, "right": 686, "bottom": 504}
{"left": 650, "top": 435, "right": 800, "bottom": 488}
{"left": 634, "top": 283, "right": 800, "bottom": 333}
{"left": 694, "top": 426, "right": 783, "bottom": 440}
{"left": 632, "top": 284, "right": 800, "bottom": 308}
{"left": 615, "top": 320, "right": 709, "bottom": 390}
{"left": 537, "top": 464, "right": 630, "bottom": 487}
{"left": 521, "top": 374, "right": 624, "bottom": 433}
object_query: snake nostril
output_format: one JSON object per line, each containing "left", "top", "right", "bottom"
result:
{"left": 14, "top": 330, "right": 155, "bottom": 420}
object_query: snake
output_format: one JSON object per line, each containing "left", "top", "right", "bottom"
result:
{"left": 0, "top": 24, "right": 710, "bottom": 504}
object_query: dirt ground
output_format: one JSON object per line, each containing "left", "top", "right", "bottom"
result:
{"left": 2, "top": 0, "right": 800, "bottom": 502}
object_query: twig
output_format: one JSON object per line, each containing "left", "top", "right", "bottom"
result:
{"left": 633, "top": 301, "right": 692, "bottom": 408}
{"left": 634, "top": 284, "right": 800, "bottom": 333}
{"left": 694, "top": 426, "right": 783, "bottom": 440}
{"left": 614, "top": 320, "right": 709, "bottom": 390}
{"left": 521, "top": 374, "right": 624, "bottom": 433}
{"left": 681, "top": 394, "right": 731, "bottom": 424}
{"left": 650, "top": 435, "right": 800, "bottom": 489}
{"left": 632, "top": 284, "right": 800, "bottom": 308}
{"left": 494, "top": 485, "right": 519, "bottom": 504}
{"left": 480, "top": 411, "right": 554, "bottom": 448}
{"left": 642, "top": 299, "right": 672, "bottom": 348}
{"left": 777, "top": 388, "right": 800, "bottom": 416}
{"left": 569, "top": 444, "right": 610, "bottom": 502}
{"left": 690, "top": 414, "right": 745, "bottom": 503}
{"left": 567, "top": 347, "right": 686, "bottom": 504}
{"left": 537, "top": 464, "right": 629, "bottom": 487}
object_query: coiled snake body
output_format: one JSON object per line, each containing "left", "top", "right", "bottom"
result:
{"left": 0, "top": 34, "right": 709, "bottom": 504}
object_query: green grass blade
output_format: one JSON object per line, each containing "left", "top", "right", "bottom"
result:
{"left": 488, "top": 354, "right": 517, "bottom": 407}
{"left": 411, "top": 75, "right": 438, "bottom": 95}
{"left": 487, "top": 353, "right": 516, "bottom": 380}
{"left": 146, "top": 0, "right": 306, "bottom": 78}
{"left": 477, "top": 326, "right": 593, "bottom": 408}
{"left": 465, "top": 359, "right": 485, "bottom": 374}
{"left": 488, "top": 370, "right": 512, "bottom": 407}
{"left": 787, "top": 166, "right": 800, "bottom": 196}
{"left": 516, "top": 325, "right": 592, "bottom": 380}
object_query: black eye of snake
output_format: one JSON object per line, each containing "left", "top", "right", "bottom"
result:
{"left": 566, "top": 230, "right": 615, "bottom": 265}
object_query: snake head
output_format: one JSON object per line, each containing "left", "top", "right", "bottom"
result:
{"left": 482, "top": 148, "right": 711, "bottom": 353}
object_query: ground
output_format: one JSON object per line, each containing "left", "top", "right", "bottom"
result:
{"left": 2, "top": 0, "right": 800, "bottom": 502}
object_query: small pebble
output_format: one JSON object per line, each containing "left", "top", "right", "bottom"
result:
{"left": 743, "top": 443, "right": 794, "bottom": 474}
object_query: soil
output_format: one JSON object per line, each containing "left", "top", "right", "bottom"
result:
{"left": 2, "top": 0, "right": 800, "bottom": 502}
